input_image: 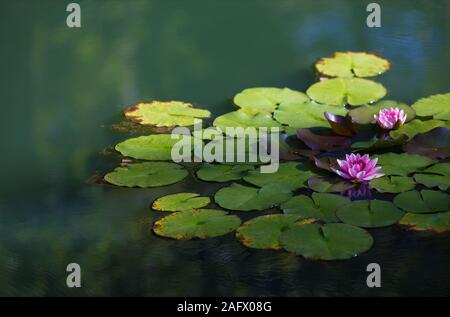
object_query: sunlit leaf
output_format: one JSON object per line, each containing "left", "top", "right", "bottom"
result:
{"left": 399, "top": 212, "right": 450, "bottom": 233}
{"left": 153, "top": 209, "right": 241, "bottom": 240}
{"left": 152, "top": 193, "right": 211, "bottom": 212}
{"left": 336, "top": 200, "right": 404, "bottom": 228}
{"left": 348, "top": 100, "right": 415, "bottom": 124}
{"left": 411, "top": 93, "right": 450, "bottom": 121}
{"left": 393, "top": 190, "right": 449, "bottom": 214}
{"left": 390, "top": 119, "right": 446, "bottom": 140}
{"left": 280, "top": 223, "right": 374, "bottom": 260}
{"left": 213, "top": 110, "right": 281, "bottom": 132}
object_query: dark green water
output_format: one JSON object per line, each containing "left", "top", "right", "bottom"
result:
{"left": 0, "top": 0, "right": 449, "bottom": 296}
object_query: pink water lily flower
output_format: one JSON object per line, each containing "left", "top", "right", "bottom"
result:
{"left": 374, "top": 107, "right": 407, "bottom": 130}
{"left": 331, "top": 153, "right": 384, "bottom": 182}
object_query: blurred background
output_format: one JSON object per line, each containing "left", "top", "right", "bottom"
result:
{"left": 0, "top": 0, "right": 449, "bottom": 296}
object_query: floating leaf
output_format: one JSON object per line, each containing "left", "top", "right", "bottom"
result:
{"left": 153, "top": 209, "right": 241, "bottom": 240}
{"left": 280, "top": 223, "right": 374, "bottom": 260}
{"left": 315, "top": 52, "right": 390, "bottom": 78}
{"left": 243, "top": 162, "right": 314, "bottom": 191}
{"left": 297, "top": 129, "right": 351, "bottom": 151}
{"left": 104, "top": 162, "right": 188, "bottom": 188}
{"left": 115, "top": 134, "right": 198, "bottom": 161}
{"left": 214, "top": 183, "right": 292, "bottom": 211}
{"left": 403, "top": 127, "right": 450, "bottom": 159}
{"left": 336, "top": 200, "right": 404, "bottom": 228}
{"left": 273, "top": 101, "right": 347, "bottom": 129}
{"left": 152, "top": 193, "right": 210, "bottom": 212}
{"left": 390, "top": 119, "right": 446, "bottom": 140}
{"left": 375, "top": 153, "right": 437, "bottom": 176}
{"left": 213, "top": 110, "right": 281, "bottom": 132}
{"left": 124, "top": 101, "right": 211, "bottom": 127}
{"left": 306, "top": 78, "right": 387, "bottom": 106}
{"left": 399, "top": 212, "right": 450, "bottom": 233}
{"left": 307, "top": 175, "right": 354, "bottom": 193}
{"left": 203, "top": 136, "right": 264, "bottom": 165}
{"left": 236, "top": 215, "right": 314, "bottom": 250}
{"left": 351, "top": 136, "right": 406, "bottom": 150}
{"left": 196, "top": 164, "right": 254, "bottom": 182}
{"left": 281, "top": 193, "right": 350, "bottom": 222}
{"left": 393, "top": 190, "right": 449, "bottom": 214}
{"left": 348, "top": 100, "right": 414, "bottom": 124}
{"left": 414, "top": 174, "right": 450, "bottom": 191}
{"left": 411, "top": 93, "right": 450, "bottom": 121}
{"left": 233, "top": 87, "right": 308, "bottom": 113}
{"left": 369, "top": 176, "right": 415, "bottom": 193}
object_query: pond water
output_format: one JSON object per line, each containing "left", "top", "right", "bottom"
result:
{"left": 0, "top": 0, "right": 449, "bottom": 296}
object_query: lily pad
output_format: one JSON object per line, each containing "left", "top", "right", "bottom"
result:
{"left": 336, "top": 200, "right": 404, "bottom": 228}
{"left": 308, "top": 175, "right": 355, "bottom": 193}
{"left": 243, "top": 162, "right": 314, "bottom": 191}
{"left": 196, "top": 164, "right": 254, "bottom": 182}
{"left": 306, "top": 78, "right": 387, "bottom": 106}
{"left": 390, "top": 119, "right": 446, "bottom": 140}
{"left": 124, "top": 101, "right": 211, "bottom": 127}
{"left": 403, "top": 127, "right": 450, "bottom": 159}
{"left": 214, "top": 183, "right": 292, "bottom": 211}
{"left": 233, "top": 87, "right": 309, "bottom": 113}
{"left": 375, "top": 153, "right": 437, "bottom": 176}
{"left": 297, "top": 129, "right": 351, "bottom": 151}
{"left": 411, "top": 93, "right": 450, "bottom": 121}
{"left": 280, "top": 223, "right": 374, "bottom": 260}
{"left": 104, "top": 162, "right": 188, "bottom": 188}
{"left": 153, "top": 209, "right": 241, "bottom": 240}
{"left": 281, "top": 193, "right": 350, "bottom": 222}
{"left": 369, "top": 176, "right": 415, "bottom": 193}
{"left": 236, "top": 215, "right": 314, "bottom": 250}
{"left": 324, "top": 112, "right": 356, "bottom": 136}
{"left": 213, "top": 110, "right": 281, "bottom": 132}
{"left": 115, "top": 134, "right": 198, "bottom": 161}
{"left": 315, "top": 52, "right": 390, "bottom": 78}
{"left": 152, "top": 193, "right": 211, "bottom": 212}
{"left": 393, "top": 190, "right": 449, "bottom": 214}
{"left": 273, "top": 101, "right": 348, "bottom": 129}
{"left": 348, "top": 100, "right": 414, "bottom": 124}
{"left": 203, "top": 136, "right": 264, "bottom": 165}
{"left": 399, "top": 212, "right": 450, "bottom": 233}
{"left": 413, "top": 163, "right": 450, "bottom": 190}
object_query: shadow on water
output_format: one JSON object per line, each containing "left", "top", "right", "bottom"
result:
{"left": 0, "top": 0, "right": 449, "bottom": 296}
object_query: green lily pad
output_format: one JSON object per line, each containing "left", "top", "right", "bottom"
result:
{"left": 315, "top": 52, "right": 390, "bottom": 78}
{"left": 236, "top": 215, "right": 315, "bottom": 250}
{"left": 413, "top": 163, "right": 450, "bottom": 190}
{"left": 124, "top": 101, "right": 211, "bottom": 127}
{"left": 273, "top": 101, "right": 348, "bottom": 129}
{"left": 243, "top": 162, "right": 315, "bottom": 191}
{"left": 411, "top": 93, "right": 450, "bottom": 121}
{"left": 214, "top": 183, "right": 292, "bottom": 211}
{"left": 336, "top": 200, "right": 404, "bottom": 228}
{"left": 202, "top": 136, "right": 264, "bottom": 165}
{"left": 307, "top": 175, "right": 355, "bottom": 193}
{"left": 375, "top": 153, "right": 437, "bottom": 176}
{"left": 390, "top": 119, "right": 446, "bottom": 140}
{"left": 306, "top": 78, "right": 387, "bottom": 106}
{"left": 369, "top": 176, "right": 415, "bottom": 193}
{"left": 393, "top": 190, "right": 449, "bottom": 214}
{"left": 348, "top": 100, "right": 415, "bottom": 124}
{"left": 281, "top": 193, "right": 350, "bottom": 222}
{"left": 213, "top": 110, "right": 281, "bottom": 132}
{"left": 233, "top": 87, "right": 309, "bottom": 113}
{"left": 153, "top": 209, "right": 241, "bottom": 240}
{"left": 399, "top": 212, "right": 450, "bottom": 233}
{"left": 196, "top": 164, "right": 254, "bottom": 182}
{"left": 152, "top": 193, "right": 211, "bottom": 212}
{"left": 115, "top": 134, "right": 198, "bottom": 161}
{"left": 280, "top": 223, "right": 374, "bottom": 260}
{"left": 104, "top": 162, "right": 188, "bottom": 188}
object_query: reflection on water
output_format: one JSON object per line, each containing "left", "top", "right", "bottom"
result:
{"left": 0, "top": 0, "right": 449, "bottom": 296}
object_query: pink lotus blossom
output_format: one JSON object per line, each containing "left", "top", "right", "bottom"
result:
{"left": 374, "top": 107, "right": 407, "bottom": 130}
{"left": 331, "top": 153, "right": 384, "bottom": 182}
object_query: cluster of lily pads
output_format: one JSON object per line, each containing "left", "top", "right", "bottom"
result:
{"left": 103, "top": 52, "right": 450, "bottom": 260}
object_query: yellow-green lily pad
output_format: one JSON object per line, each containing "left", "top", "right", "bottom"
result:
{"left": 152, "top": 193, "right": 211, "bottom": 212}
{"left": 348, "top": 100, "right": 415, "bottom": 124}
{"left": 104, "top": 162, "right": 188, "bottom": 188}
{"left": 213, "top": 110, "right": 281, "bottom": 132}
{"left": 411, "top": 93, "right": 450, "bottom": 121}
{"left": 124, "top": 101, "right": 211, "bottom": 127}
{"left": 336, "top": 200, "right": 404, "bottom": 228}
{"left": 390, "top": 119, "right": 446, "bottom": 140}
{"left": 153, "top": 209, "right": 241, "bottom": 240}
